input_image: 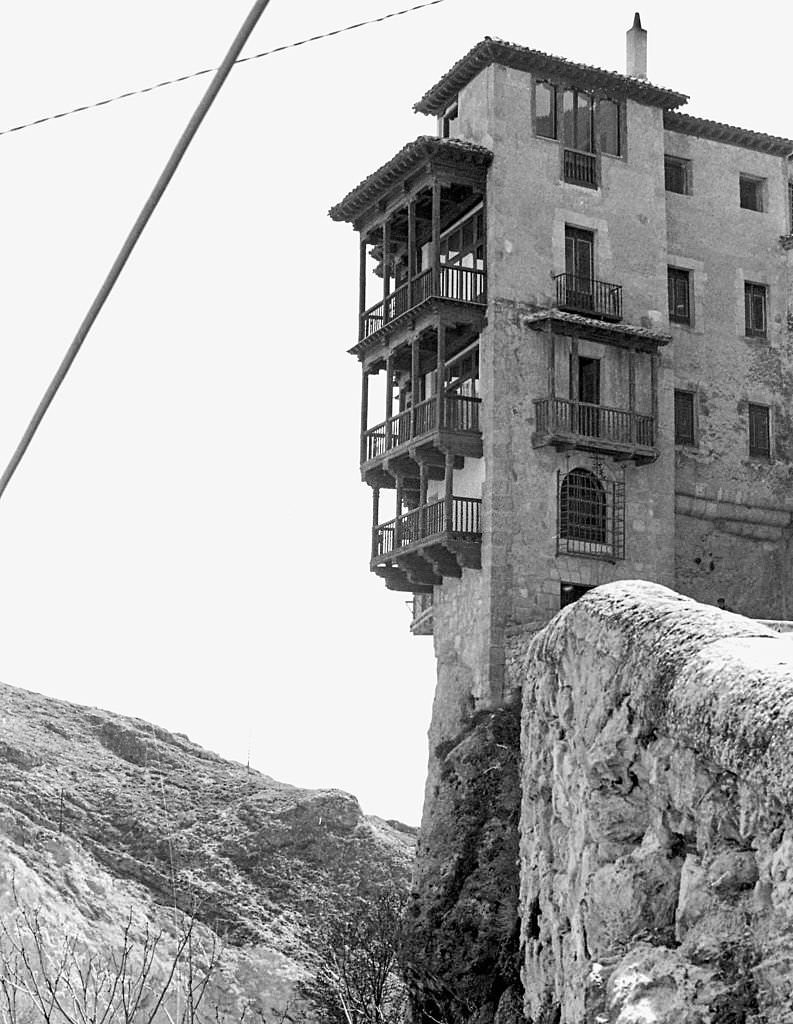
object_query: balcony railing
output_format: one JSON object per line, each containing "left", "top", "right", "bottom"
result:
{"left": 535, "top": 397, "right": 655, "bottom": 447}
{"left": 373, "top": 496, "right": 482, "bottom": 557}
{"left": 563, "top": 149, "right": 598, "bottom": 188}
{"left": 364, "top": 394, "right": 481, "bottom": 462}
{"left": 361, "top": 264, "right": 486, "bottom": 340}
{"left": 554, "top": 273, "right": 623, "bottom": 322}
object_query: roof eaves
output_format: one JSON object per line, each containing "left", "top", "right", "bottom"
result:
{"left": 524, "top": 309, "right": 672, "bottom": 345}
{"left": 414, "top": 37, "right": 688, "bottom": 115}
{"left": 664, "top": 111, "right": 793, "bottom": 157}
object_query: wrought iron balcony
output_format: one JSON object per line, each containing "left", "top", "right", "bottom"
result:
{"left": 534, "top": 397, "right": 656, "bottom": 463}
{"left": 363, "top": 394, "right": 481, "bottom": 463}
{"left": 371, "top": 496, "right": 482, "bottom": 590}
{"left": 554, "top": 273, "right": 622, "bottom": 322}
{"left": 361, "top": 264, "right": 486, "bottom": 340}
{"left": 563, "top": 149, "right": 598, "bottom": 188}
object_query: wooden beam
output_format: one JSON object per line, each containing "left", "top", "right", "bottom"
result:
{"left": 547, "top": 320, "right": 555, "bottom": 399}
{"left": 382, "top": 219, "right": 390, "bottom": 321}
{"left": 385, "top": 354, "right": 394, "bottom": 450}
{"left": 628, "top": 347, "right": 636, "bottom": 444}
{"left": 411, "top": 335, "right": 419, "bottom": 440}
{"left": 360, "top": 365, "right": 369, "bottom": 464}
{"left": 407, "top": 199, "right": 416, "bottom": 309}
{"left": 651, "top": 351, "right": 659, "bottom": 443}
{"left": 395, "top": 476, "right": 403, "bottom": 548}
{"left": 371, "top": 486, "right": 380, "bottom": 561}
{"left": 431, "top": 180, "right": 441, "bottom": 295}
{"left": 419, "top": 463, "right": 428, "bottom": 539}
{"left": 358, "top": 238, "right": 367, "bottom": 342}
{"left": 436, "top": 322, "right": 446, "bottom": 431}
{"left": 444, "top": 452, "right": 454, "bottom": 534}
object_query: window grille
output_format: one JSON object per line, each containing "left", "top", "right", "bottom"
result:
{"left": 557, "top": 468, "right": 625, "bottom": 560}
{"left": 674, "top": 390, "right": 695, "bottom": 446}
{"left": 748, "top": 403, "right": 771, "bottom": 458}
{"left": 668, "top": 268, "right": 691, "bottom": 324}
{"left": 744, "top": 282, "right": 767, "bottom": 338}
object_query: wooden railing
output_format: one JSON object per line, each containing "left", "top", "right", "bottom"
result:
{"left": 372, "top": 496, "right": 482, "bottom": 557}
{"left": 554, "top": 273, "right": 622, "bottom": 321}
{"left": 534, "top": 397, "right": 654, "bottom": 447}
{"left": 361, "top": 264, "right": 487, "bottom": 339}
{"left": 563, "top": 149, "right": 598, "bottom": 188}
{"left": 363, "top": 395, "right": 481, "bottom": 462}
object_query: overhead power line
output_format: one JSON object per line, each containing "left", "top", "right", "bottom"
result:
{"left": 0, "top": 0, "right": 274, "bottom": 503}
{"left": 0, "top": 0, "right": 448, "bottom": 138}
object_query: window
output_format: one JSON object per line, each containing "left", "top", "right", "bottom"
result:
{"left": 740, "top": 175, "right": 765, "bottom": 212}
{"left": 674, "top": 390, "right": 695, "bottom": 446}
{"left": 562, "top": 89, "right": 594, "bottom": 152}
{"left": 535, "top": 81, "right": 557, "bottom": 139}
{"left": 668, "top": 268, "right": 691, "bottom": 325}
{"left": 748, "top": 404, "right": 771, "bottom": 458}
{"left": 560, "top": 582, "right": 594, "bottom": 608}
{"left": 744, "top": 282, "right": 767, "bottom": 338}
{"left": 440, "top": 100, "right": 458, "bottom": 139}
{"left": 664, "top": 155, "right": 690, "bottom": 194}
{"left": 557, "top": 467, "right": 625, "bottom": 560}
{"left": 595, "top": 99, "right": 620, "bottom": 156}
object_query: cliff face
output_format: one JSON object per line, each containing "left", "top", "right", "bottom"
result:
{"left": 519, "top": 581, "right": 793, "bottom": 1023}
{"left": 0, "top": 682, "right": 415, "bottom": 1021}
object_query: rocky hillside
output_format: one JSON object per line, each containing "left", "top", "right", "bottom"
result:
{"left": 0, "top": 682, "right": 415, "bottom": 1021}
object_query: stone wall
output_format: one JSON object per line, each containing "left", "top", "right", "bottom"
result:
{"left": 517, "top": 580, "right": 793, "bottom": 1023}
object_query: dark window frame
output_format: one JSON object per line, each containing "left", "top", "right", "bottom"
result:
{"left": 748, "top": 403, "right": 771, "bottom": 458}
{"left": 535, "top": 80, "right": 557, "bottom": 140}
{"left": 674, "top": 390, "right": 696, "bottom": 446}
{"left": 668, "top": 267, "right": 692, "bottom": 325}
{"left": 744, "top": 281, "right": 768, "bottom": 338}
{"left": 739, "top": 174, "right": 766, "bottom": 212}
{"left": 664, "top": 155, "right": 691, "bottom": 195}
{"left": 534, "top": 80, "right": 622, "bottom": 158}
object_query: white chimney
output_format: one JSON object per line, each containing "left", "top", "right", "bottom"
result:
{"left": 626, "top": 12, "right": 647, "bottom": 79}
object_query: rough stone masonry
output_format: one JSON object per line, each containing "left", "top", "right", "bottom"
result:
{"left": 517, "top": 580, "right": 793, "bottom": 1023}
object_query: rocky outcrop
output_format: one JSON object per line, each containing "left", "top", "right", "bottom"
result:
{"left": 0, "top": 682, "right": 415, "bottom": 1020}
{"left": 518, "top": 581, "right": 793, "bottom": 1023}
{"left": 403, "top": 706, "right": 523, "bottom": 1024}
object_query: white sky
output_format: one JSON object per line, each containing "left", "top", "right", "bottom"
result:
{"left": 0, "top": 1, "right": 789, "bottom": 826}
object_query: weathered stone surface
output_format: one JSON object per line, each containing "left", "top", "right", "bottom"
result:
{"left": 517, "top": 580, "right": 793, "bottom": 1023}
{"left": 403, "top": 705, "right": 523, "bottom": 1024}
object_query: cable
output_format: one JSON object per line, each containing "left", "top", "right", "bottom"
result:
{"left": 0, "top": 0, "right": 274, "bottom": 503}
{"left": 0, "top": 0, "right": 448, "bottom": 138}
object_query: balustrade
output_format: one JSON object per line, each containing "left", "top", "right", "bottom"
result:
{"left": 554, "top": 273, "right": 623, "bottom": 321}
{"left": 363, "top": 395, "right": 481, "bottom": 463}
{"left": 534, "top": 397, "right": 654, "bottom": 447}
{"left": 372, "top": 497, "right": 482, "bottom": 557}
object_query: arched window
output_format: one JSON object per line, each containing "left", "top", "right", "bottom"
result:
{"left": 559, "top": 468, "right": 606, "bottom": 544}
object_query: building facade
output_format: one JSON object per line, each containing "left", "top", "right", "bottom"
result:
{"left": 330, "top": 17, "right": 793, "bottom": 711}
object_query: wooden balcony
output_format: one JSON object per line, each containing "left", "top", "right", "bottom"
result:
{"left": 563, "top": 149, "right": 598, "bottom": 189}
{"left": 371, "top": 496, "right": 481, "bottom": 592}
{"left": 409, "top": 592, "right": 433, "bottom": 636}
{"left": 555, "top": 273, "right": 622, "bottom": 322}
{"left": 533, "top": 397, "right": 657, "bottom": 463}
{"left": 364, "top": 393, "right": 481, "bottom": 464}
{"left": 361, "top": 264, "right": 486, "bottom": 341}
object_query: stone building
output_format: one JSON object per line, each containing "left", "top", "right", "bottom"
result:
{"left": 330, "top": 16, "right": 793, "bottom": 1022}
{"left": 330, "top": 14, "right": 793, "bottom": 703}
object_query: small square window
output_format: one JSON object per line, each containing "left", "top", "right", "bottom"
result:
{"left": 748, "top": 403, "right": 771, "bottom": 458}
{"left": 664, "top": 156, "right": 690, "bottom": 194}
{"left": 674, "top": 390, "right": 695, "bottom": 446}
{"left": 668, "top": 268, "right": 691, "bottom": 325}
{"left": 744, "top": 282, "right": 767, "bottom": 338}
{"left": 740, "top": 175, "right": 765, "bottom": 212}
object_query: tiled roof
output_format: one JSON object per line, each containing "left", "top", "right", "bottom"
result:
{"left": 329, "top": 136, "right": 492, "bottom": 225}
{"left": 664, "top": 111, "right": 793, "bottom": 157}
{"left": 523, "top": 309, "right": 671, "bottom": 345}
{"left": 414, "top": 37, "right": 688, "bottom": 116}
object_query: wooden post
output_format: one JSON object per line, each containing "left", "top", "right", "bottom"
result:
{"left": 411, "top": 335, "right": 420, "bottom": 439}
{"left": 444, "top": 453, "right": 454, "bottom": 533}
{"left": 382, "top": 220, "right": 390, "bottom": 322}
{"left": 651, "top": 350, "right": 659, "bottom": 445}
{"left": 628, "top": 347, "right": 636, "bottom": 444}
{"left": 431, "top": 180, "right": 442, "bottom": 295}
{"left": 419, "top": 463, "right": 428, "bottom": 538}
{"left": 394, "top": 476, "right": 403, "bottom": 548}
{"left": 407, "top": 199, "right": 416, "bottom": 308}
{"left": 436, "top": 322, "right": 446, "bottom": 431}
{"left": 358, "top": 237, "right": 367, "bottom": 341}
{"left": 371, "top": 486, "right": 380, "bottom": 561}
{"left": 385, "top": 354, "right": 394, "bottom": 450}
{"left": 360, "top": 365, "right": 369, "bottom": 463}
